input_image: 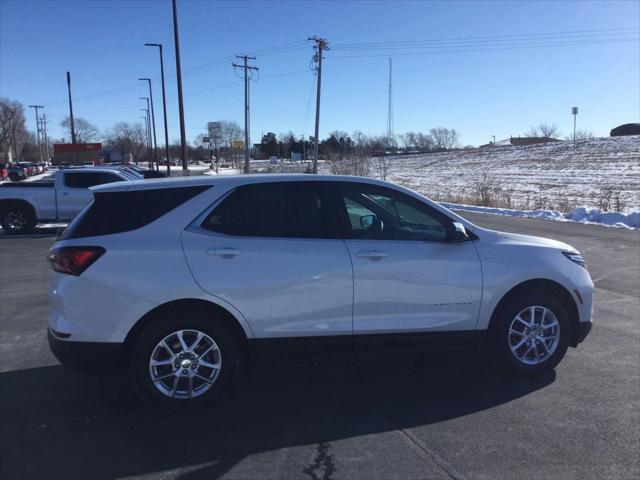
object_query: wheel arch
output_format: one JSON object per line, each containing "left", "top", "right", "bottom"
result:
{"left": 488, "top": 278, "right": 581, "bottom": 347}
{"left": 120, "top": 298, "right": 250, "bottom": 366}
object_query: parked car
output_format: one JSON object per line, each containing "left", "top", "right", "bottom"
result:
{"left": 0, "top": 167, "right": 141, "bottom": 233}
{"left": 0, "top": 163, "right": 7, "bottom": 180}
{"left": 17, "top": 162, "right": 36, "bottom": 176}
{"left": 47, "top": 175, "right": 593, "bottom": 410}
{"left": 7, "top": 164, "right": 27, "bottom": 182}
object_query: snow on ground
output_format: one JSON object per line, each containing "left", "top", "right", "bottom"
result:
{"left": 441, "top": 202, "right": 640, "bottom": 229}
{"left": 365, "top": 136, "right": 640, "bottom": 211}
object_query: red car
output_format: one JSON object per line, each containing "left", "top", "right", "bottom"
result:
{"left": 0, "top": 163, "right": 7, "bottom": 180}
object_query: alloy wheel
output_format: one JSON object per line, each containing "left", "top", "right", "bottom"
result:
{"left": 149, "top": 329, "right": 222, "bottom": 399}
{"left": 508, "top": 306, "right": 560, "bottom": 365}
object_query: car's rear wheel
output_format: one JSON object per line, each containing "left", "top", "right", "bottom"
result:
{"left": 131, "top": 309, "right": 240, "bottom": 411}
{"left": 8, "top": 172, "right": 19, "bottom": 181}
{"left": 492, "top": 291, "right": 570, "bottom": 375}
{"left": 0, "top": 205, "right": 36, "bottom": 234}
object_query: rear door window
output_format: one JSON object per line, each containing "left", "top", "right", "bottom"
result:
{"left": 202, "top": 182, "right": 340, "bottom": 239}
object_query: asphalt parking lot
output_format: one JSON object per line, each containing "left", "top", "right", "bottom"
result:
{"left": 1, "top": 213, "right": 638, "bottom": 480}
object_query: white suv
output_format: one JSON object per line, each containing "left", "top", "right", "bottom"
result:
{"left": 48, "top": 175, "right": 593, "bottom": 409}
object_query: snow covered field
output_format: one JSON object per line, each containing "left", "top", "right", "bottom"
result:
{"left": 371, "top": 136, "right": 640, "bottom": 211}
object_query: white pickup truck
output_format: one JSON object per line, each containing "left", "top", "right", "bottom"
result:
{"left": 0, "top": 167, "right": 140, "bottom": 233}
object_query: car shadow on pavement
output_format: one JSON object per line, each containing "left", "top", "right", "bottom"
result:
{"left": 0, "top": 349, "right": 555, "bottom": 480}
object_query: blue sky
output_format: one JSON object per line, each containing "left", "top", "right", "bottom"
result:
{"left": 1, "top": 0, "right": 638, "bottom": 146}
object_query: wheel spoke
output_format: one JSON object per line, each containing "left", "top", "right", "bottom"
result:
{"left": 161, "top": 340, "right": 176, "bottom": 358}
{"left": 194, "top": 373, "right": 214, "bottom": 384}
{"left": 522, "top": 343, "right": 534, "bottom": 359}
{"left": 509, "top": 329, "right": 526, "bottom": 338}
{"left": 199, "top": 359, "right": 221, "bottom": 370}
{"left": 514, "top": 315, "right": 530, "bottom": 328}
{"left": 170, "top": 376, "right": 179, "bottom": 397}
{"left": 177, "top": 331, "right": 190, "bottom": 352}
{"left": 151, "top": 359, "right": 174, "bottom": 367}
{"left": 541, "top": 321, "right": 559, "bottom": 331}
{"left": 191, "top": 331, "right": 205, "bottom": 351}
{"left": 154, "top": 372, "right": 175, "bottom": 382}
{"left": 187, "top": 375, "right": 194, "bottom": 398}
{"left": 529, "top": 306, "right": 537, "bottom": 326}
{"left": 539, "top": 338, "right": 550, "bottom": 355}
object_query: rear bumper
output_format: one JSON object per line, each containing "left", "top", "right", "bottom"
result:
{"left": 48, "top": 329, "right": 124, "bottom": 374}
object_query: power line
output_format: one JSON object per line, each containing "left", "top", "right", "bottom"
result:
{"left": 331, "top": 27, "right": 638, "bottom": 50}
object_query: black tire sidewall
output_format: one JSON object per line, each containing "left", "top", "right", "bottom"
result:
{"left": 492, "top": 291, "right": 570, "bottom": 375}
{"left": 131, "top": 309, "right": 240, "bottom": 412}
{"left": 0, "top": 205, "right": 35, "bottom": 234}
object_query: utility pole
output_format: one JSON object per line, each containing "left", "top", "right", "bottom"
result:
{"left": 387, "top": 57, "right": 393, "bottom": 146}
{"left": 29, "top": 105, "right": 44, "bottom": 162}
{"left": 572, "top": 107, "right": 578, "bottom": 147}
{"left": 171, "top": 0, "right": 188, "bottom": 172}
{"left": 41, "top": 115, "right": 50, "bottom": 160}
{"left": 140, "top": 97, "right": 153, "bottom": 169}
{"left": 10, "top": 111, "right": 18, "bottom": 162}
{"left": 145, "top": 43, "right": 171, "bottom": 175}
{"left": 66, "top": 72, "right": 77, "bottom": 144}
{"left": 308, "top": 36, "right": 329, "bottom": 174}
{"left": 139, "top": 78, "right": 158, "bottom": 169}
{"left": 232, "top": 55, "right": 258, "bottom": 174}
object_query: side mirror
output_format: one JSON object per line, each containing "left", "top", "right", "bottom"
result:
{"left": 360, "top": 214, "right": 375, "bottom": 228}
{"left": 449, "top": 221, "right": 469, "bottom": 243}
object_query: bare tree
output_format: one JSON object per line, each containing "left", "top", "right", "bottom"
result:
{"left": 0, "top": 98, "right": 29, "bottom": 161}
{"left": 60, "top": 116, "right": 99, "bottom": 143}
{"left": 430, "top": 127, "right": 459, "bottom": 150}
{"left": 104, "top": 122, "right": 147, "bottom": 161}
{"left": 527, "top": 123, "right": 561, "bottom": 139}
{"left": 565, "top": 129, "right": 595, "bottom": 141}
{"left": 373, "top": 156, "right": 392, "bottom": 180}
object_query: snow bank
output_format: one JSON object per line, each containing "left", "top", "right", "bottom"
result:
{"left": 441, "top": 202, "right": 639, "bottom": 229}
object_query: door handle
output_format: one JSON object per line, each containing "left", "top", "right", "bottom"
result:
{"left": 61, "top": 191, "right": 70, "bottom": 196}
{"left": 356, "top": 250, "right": 388, "bottom": 259}
{"left": 206, "top": 248, "right": 243, "bottom": 257}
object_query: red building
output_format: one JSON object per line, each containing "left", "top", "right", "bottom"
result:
{"left": 53, "top": 143, "right": 102, "bottom": 165}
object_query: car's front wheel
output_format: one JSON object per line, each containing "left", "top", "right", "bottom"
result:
{"left": 492, "top": 291, "right": 570, "bottom": 375}
{"left": 131, "top": 310, "right": 240, "bottom": 411}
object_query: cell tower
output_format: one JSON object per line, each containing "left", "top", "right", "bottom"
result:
{"left": 387, "top": 57, "right": 394, "bottom": 145}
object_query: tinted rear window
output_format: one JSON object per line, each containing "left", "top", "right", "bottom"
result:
{"left": 60, "top": 185, "right": 210, "bottom": 239}
{"left": 64, "top": 172, "right": 125, "bottom": 188}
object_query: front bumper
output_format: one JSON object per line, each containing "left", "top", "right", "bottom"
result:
{"left": 574, "top": 321, "right": 592, "bottom": 345}
{"left": 48, "top": 329, "right": 124, "bottom": 374}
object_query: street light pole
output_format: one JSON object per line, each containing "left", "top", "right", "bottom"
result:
{"left": 145, "top": 43, "right": 171, "bottom": 175}
{"left": 139, "top": 78, "right": 158, "bottom": 169}
{"left": 140, "top": 107, "right": 151, "bottom": 166}
{"left": 140, "top": 98, "right": 152, "bottom": 168}
{"left": 171, "top": 0, "right": 188, "bottom": 172}
{"left": 572, "top": 107, "right": 578, "bottom": 147}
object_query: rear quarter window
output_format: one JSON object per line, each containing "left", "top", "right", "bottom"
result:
{"left": 60, "top": 185, "right": 210, "bottom": 239}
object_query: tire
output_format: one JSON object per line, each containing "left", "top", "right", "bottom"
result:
{"left": 0, "top": 204, "right": 36, "bottom": 234}
{"left": 8, "top": 173, "right": 19, "bottom": 182}
{"left": 131, "top": 309, "right": 240, "bottom": 412}
{"left": 491, "top": 291, "right": 570, "bottom": 375}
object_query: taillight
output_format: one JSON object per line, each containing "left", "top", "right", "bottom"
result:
{"left": 48, "top": 246, "right": 105, "bottom": 276}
